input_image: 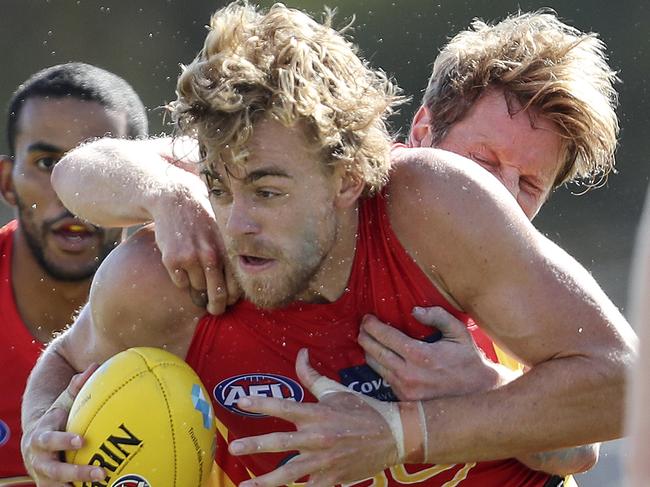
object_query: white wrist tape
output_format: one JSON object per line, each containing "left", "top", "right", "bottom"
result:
{"left": 311, "top": 376, "right": 426, "bottom": 463}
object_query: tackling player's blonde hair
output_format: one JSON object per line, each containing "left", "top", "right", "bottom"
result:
{"left": 171, "top": 2, "right": 403, "bottom": 195}
{"left": 422, "top": 10, "right": 619, "bottom": 188}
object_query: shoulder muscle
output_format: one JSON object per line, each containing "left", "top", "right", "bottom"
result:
{"left": 88, "top": 226, "right": 203, "bottom": 357}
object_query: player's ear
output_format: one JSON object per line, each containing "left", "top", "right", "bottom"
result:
{"left": 334, "top": 168, "right": 364, "bottom": 209}
{"left": 409, "top": 105, "right": 433, "bottom": 148}
{"left": 0, "top": 155, "right": 17, "bottom": 207}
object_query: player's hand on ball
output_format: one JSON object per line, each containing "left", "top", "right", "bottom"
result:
{"left": 21, "top": 365, "right": 103, "bottom": 486}
{"left": 228, "top": 349, "right": 401, "bottom": 487}
{"left": 359, "top": 306, "right": 513, "bottom": 400}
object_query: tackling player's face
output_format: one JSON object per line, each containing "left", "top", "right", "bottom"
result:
{"left": 410, "top": 89, "right": 564, "bottom": 220}
{"left": 204, "top": 118, "right": 342, "bottom": 309}
{"left": 0, "top": 97, "right": 128, "bottom": 281}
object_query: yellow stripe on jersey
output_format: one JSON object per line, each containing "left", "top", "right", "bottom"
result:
{"left": 493, "top": 344, "right": 525, "bottom": 373}
{"left": 210, "top": 415, "right": 239, "bottom": 487}
{"left": 205, "top": 461, "right": 237, "bottom": 487}
{"left": 215, "top": 415, "right": 230, "bottom": 443}
{"left": 564, "top": 474, "right": 578, "bottom": 486}
{"left": 441, "top": 462, "right": 476, "bottom": 487}
{"left": 391, "top": 463, "right": 457, "bottom": 483}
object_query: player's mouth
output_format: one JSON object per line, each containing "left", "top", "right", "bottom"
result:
{"left": 237, "top": 254, "right": 276, "bottom": 273}
{"left": 49, "top": 220, "right": 99, "bottom": 253}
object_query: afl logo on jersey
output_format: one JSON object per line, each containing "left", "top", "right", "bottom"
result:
{"left": 214, "top": 373, "right": 304, "bottom": 417}
{"left": 113, "top": 474, "right": 150, "bottom": 487}
{"left": 0, "top": 419, "right": 9, "bottom": 446}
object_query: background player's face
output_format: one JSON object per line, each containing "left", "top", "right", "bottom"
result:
{"left": 206, "top": 118, "right": 342, "bottom": 309}
{"left": 0, "top": 97, "right": 127, "bottom": 280}
{"left": 411, "top": 89, "right": 564, "bottom": 220}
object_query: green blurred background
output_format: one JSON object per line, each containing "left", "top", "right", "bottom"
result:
{"left": 1, "top": 1, "right": 647, "bottom": 483}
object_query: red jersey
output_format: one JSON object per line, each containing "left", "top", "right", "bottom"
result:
{"left": 0, "top": 220, "right": 43, "bottom": 478}
{"left": 187, "top": 192, "right": 559, "bottom": 486}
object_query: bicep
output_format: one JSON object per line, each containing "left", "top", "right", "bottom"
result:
{"left": 461, "top": 231, "right": 631, "bottom": 366}
{"left": 63, "top": 228, "right": 201, "bottom": 369}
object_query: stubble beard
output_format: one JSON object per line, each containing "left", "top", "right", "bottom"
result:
{"left": 228, "top": 215, "right": 338, "bottom": 310}
{"left": 15, "top": 196, "right": 119, "bottom": 282}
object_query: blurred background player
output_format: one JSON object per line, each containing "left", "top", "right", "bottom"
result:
{"left": 0, "top": 62, "right": 147, "bottom": 482}
{"left": 626, "top": 186, "right": 650, "bottom": 486}
{"left": 358, "top": 9, "right": 619, "bottom": 476}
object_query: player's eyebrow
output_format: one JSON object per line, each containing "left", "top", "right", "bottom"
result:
{"left": 26, "top": 141, "right": 64, "bottom": 154}
{"left": 201, "top": 165, "right": 293, "bottom": 187}
{"left": 241, "top": 166, "right": 292, "bottom": 184}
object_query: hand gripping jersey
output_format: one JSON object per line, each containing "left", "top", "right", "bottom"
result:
{"left": 187, "top": 192, "right": 565, "bottom": 487}
{"left": 0, "top": 220, "right": 43, "bottom": 479}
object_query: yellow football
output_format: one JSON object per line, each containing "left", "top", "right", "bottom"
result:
{"left": 66, "top": 347, "right": 217, "bottom": 487}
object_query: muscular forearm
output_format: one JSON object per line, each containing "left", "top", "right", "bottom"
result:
{"left": 51, "top": 136, "right": 204, "bottom": 227}
{"left": 517, "top": 444, "right": 598, "bottom": 476}
{"left": 488, "top": 364, "right": 598, "bottom": 475}
{"left": 20, "top": 335, "right": 106, "bottom": 483}
{"left": 21, "top": 340, "right": 78, "bottom": 436}
{"left": 421, "top": 354, "right": 629, "bottom": 464}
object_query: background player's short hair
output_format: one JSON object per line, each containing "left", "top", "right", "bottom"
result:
{"left": 422, "top": 9, "right": 619, "bottom": 190}
{"left": 6, "top": 62, "right": 148, "bottom": 156}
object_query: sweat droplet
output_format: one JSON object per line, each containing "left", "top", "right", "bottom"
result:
{"left": 31, "top": 204, "right": 37, "bottom": 209}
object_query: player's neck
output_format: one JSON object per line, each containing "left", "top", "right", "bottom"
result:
{"left": 299, "top": 204, "right": 359, "bottom": 304}
{"left": 11, "top": 227, "right": 91, "bottom": 343}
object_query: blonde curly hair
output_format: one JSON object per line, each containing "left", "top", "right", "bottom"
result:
{"left": 422, "top": 10, "right": 619, "bottom": 188}
{"left": 171, "top": 2, "right": 403, "bottom": 195}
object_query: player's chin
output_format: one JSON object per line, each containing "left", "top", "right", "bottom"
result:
{"left": 244, "top": 286, "right": 294, "bottom": 310}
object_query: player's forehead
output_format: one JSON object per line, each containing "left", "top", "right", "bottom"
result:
{"left": 15, "top": 96, "right": 128, "bottom": 154}
{"left": 459, "top": 90, "right": 564, "bottom": 178}
{"left": 204, "top": 117, "right": 324, "bottom": 181}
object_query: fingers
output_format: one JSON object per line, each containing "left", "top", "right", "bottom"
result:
{"left": 412, "top": 306, "right": 470, "bottom": 341}
{"left": 230, "top": 431, "right": 316, "bottom": 456}
{"left": 33, "top": 458, "right": 104, "bottom": 484}
{"left": 52, "top": 365, "right": 97, "bottom": 414}
{"left": 70, "top": 364, "right": 98, "bottom": 395}
{"left": 204, "top": 264, "right": 227, "bottom": 315}
{"left": 189, "top": 287, "right": 208, "bottom": 309}
{"left": 163, "top": 254, "right": 207, "bottom": 293}
{"left": 295, "top": 349, "right": 320, "bottom": 390}
{"left": 165, "top": 250, "right": 233, "bottom": 315}
{"left": 238, "top": 455, "right": 317, "bottom": 487}
{"left": 236, "top": 394, "right": 317, "bottom": 423}
{"left": 186, "top": 261, "right": 208, "bottom": 298}
{"left": 295, "top": 349, "right": 351, "bottom": 400}
{"left": 364, "top": 355, "right": 397, "bottom": 386}
{"left": 359, "top": 318, "right": 407, "bottom": 367}
{"left": 27, "top": 413, "right": 104, "bottom": 485}
{"left": 32, "top": 431, "right": 82, "bottom": 453}
{"left": 169, "top": 267, "right": 190, "bottom": 289}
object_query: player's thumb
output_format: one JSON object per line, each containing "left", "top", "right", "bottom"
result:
{"left": 412, "top": 306, "right": 470, "bottom": 341}
{"left": 295, "top": 348, "right": 321, "bottom": 390}
{"left": 296, "top": 348, "right": 349, "bottom": 400}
